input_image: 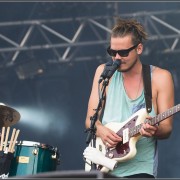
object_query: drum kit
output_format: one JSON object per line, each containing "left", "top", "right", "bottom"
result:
{"left": 0, "top": 104, "right": 60, "bottom": 178}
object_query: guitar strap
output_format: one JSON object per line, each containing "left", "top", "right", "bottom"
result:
{"left": 142, "top": 64, "right": 152, "bottom": 113}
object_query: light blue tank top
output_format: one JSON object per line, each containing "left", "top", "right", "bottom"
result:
{"left": 101, "top": 68, "right": 158, "bottom": 177}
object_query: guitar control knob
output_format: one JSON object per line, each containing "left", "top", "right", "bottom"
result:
{"left": 108, "top": 152, "right": 114, "bottom": 158}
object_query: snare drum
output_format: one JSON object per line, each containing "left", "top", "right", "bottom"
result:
{"left": 9, "top": 141, "right": 60, "bottom": 176}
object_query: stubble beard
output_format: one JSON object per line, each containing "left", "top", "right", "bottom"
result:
{"left": 118, "top": 58, "right": 138, "bottom": 73}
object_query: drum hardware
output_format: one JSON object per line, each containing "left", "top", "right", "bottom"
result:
{"left": 32, "top": 145, "right": 38, "bottom": 155}
{"left": 52, "top": 147, "right": 60, "bottom": 165}
{"left": 32, "top": 148, "right": 38, "bottom": 155}
{"left": 51, "top": 147, "right": 58, "bottom": 159}
{"left": 51, "top": 152, "right": 56, "bottom": 159}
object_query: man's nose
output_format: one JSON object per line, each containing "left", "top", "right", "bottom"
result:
{"left": 115, "top": 52, "right": 121, "bottom": 59}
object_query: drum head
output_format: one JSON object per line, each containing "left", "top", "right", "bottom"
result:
{"left": 16, "top": 141, "right": 40, "bottom": 146}
{"left": 15, "top": 141, "right": 55, "bottom": 150}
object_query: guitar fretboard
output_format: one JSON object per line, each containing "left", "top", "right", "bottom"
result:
{"left": 129, "top": 104, "right": 180, "bottom": 137}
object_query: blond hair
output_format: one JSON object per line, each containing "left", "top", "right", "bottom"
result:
{"left": 111, "top": 18, "right": 148, "bottom": 45}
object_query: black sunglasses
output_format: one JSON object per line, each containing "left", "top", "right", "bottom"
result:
{"left": 107, "top": 44, "right": 139, "bottom": 57}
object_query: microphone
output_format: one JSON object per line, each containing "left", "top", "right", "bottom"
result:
{"left": 105, "top": 59, "right": 121, "bottom": 80}
{"left": 98, "top": 60, "right": 113, "bottom": 83}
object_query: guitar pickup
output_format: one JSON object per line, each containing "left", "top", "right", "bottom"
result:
{"left": 123, "top": 128, "right": 129, "bottom": 144}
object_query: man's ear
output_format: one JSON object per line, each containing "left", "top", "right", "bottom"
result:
{"left": 137, "top": 43, "right": 143, "bottom": 54}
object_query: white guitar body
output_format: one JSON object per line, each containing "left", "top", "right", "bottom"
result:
{"left": 85, "top": 104, "right": 180, "bottom": 172}
{"left": 85, "top": 108, "right": 148, "bottom": 172}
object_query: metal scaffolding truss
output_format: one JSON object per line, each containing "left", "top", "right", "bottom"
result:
{"left": 0, "top": 8, "right": 180, "bottom": 69}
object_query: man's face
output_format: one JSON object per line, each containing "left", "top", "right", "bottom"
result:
{"left": 109, "top": 35, "right": 143, "bottom": 72}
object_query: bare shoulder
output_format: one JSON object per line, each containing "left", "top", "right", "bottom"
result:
{"left": 152, "top": 65, "right": 172, "bottom": 77}
{"left": 94, "top": 63, "right": 106, "bottom": 78}
{"left": 96, "top": 63, "right": 105, "bottom": 72}
{"left": 151, "top": 65, "right": 174, "bottom": 87}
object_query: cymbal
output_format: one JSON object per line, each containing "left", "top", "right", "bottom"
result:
{"left": 0, "top": 104, "right": 20, "bottom": 127}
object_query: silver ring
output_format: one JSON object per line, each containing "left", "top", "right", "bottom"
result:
{"left": 106, "top": 142, "right": 109, "bottom": 146}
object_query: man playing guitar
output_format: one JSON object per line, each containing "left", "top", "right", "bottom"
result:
{"left": 84, "top": 17, "right": 174, "bottom": 178}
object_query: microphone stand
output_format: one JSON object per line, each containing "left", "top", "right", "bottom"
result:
{"left": 85, "top": 78, "right": 109, "bottom": 171}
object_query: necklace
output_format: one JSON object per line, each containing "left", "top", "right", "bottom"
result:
{"left": 135, "top": 73, "right": 142, "bottom": 100}
{"left": 123, "top": 72, "right": 142, "bottom": 100}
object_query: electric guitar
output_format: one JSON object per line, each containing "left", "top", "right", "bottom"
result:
{"left": 85, "top": 104, "right": 180, "bottom": 172}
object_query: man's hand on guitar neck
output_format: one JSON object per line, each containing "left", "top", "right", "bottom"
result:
{"left": 140, "top": 116, "right": 158, "bottom": 137}
{"left": 96, "top": 124, "right": 122, "bottom": 148}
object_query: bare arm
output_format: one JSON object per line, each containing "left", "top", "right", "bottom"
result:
{"left": 154, "top": 68, "right": 174, "bottom": 139}
{"left": 85, "top": 64, "right": 121, "bottom": 147}
{"left": 140, "top": 67, "right": 174, "bottom": 139}
{"left": 85, "top": 64, "right": 104, "bottom": 129}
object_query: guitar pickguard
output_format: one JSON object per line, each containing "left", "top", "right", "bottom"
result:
{"left": 106, "top": 115, "right": 138, "bottom": 159}
{"left": 95, "top": 108, "right": 148, "bottom": 163}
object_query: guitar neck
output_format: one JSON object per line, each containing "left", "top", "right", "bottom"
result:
{"left": 129, "top": 104, "right": 180, "bottom": 137}
{"left": 148, "top": 104, "right": 180, "bottom": 125}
